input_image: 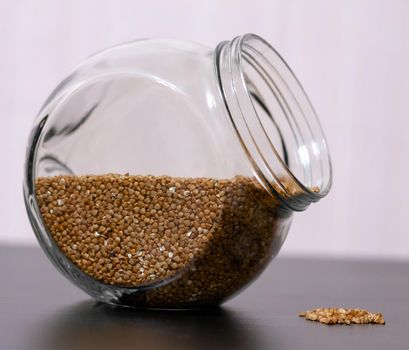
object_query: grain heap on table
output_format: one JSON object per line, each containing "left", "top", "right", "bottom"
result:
{"left": 299, "top": 307, "right": 385, "bottom": 325}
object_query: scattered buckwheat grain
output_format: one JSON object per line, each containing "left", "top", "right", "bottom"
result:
{"left": 299, "top": 308, "right": 385, "bottom": 325}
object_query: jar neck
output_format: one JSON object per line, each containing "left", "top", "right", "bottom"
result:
{"left": 215, "top": 34, "right": 332, "bottom": 211}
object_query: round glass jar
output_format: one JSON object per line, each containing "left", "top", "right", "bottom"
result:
{"left": 24, "top": 34, "right": 332, "bottom": 308}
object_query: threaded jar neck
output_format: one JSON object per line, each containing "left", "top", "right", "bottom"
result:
{"left": 215, "top": 34, "right": 332, "bottom": 211}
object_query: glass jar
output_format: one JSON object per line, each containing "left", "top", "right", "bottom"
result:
{"left": 24, "top": 34, "right": 332, "bottom": 308}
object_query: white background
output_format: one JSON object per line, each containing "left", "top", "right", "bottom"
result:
{"left": 1, "top": 0, "right": 408, "bottom": 260}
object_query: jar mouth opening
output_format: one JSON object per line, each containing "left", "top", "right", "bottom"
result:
{"left": 216, "top": 34, "right": 332, "bottom": 210}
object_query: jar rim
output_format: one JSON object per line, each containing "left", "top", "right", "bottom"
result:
{"left": 216, "top": 33, "right": 333, "bottom": 211}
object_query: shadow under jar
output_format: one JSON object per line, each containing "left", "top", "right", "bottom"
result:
{"left": 24, "top": 34, "right": 332, "bottom": 309}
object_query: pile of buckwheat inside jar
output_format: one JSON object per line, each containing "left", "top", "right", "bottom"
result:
{"left": 36, "top": 173, "right": 297, "bottom": 307}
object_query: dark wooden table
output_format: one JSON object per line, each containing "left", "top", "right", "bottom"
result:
{"left": 0, "top": 245, "right": 408, "bottom": 349}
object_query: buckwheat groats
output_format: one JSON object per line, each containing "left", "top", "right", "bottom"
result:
{"left": 36, "top": 174, "right": 295, "bottom": 307}
{"left": 299, "top": 308, "right": 385, "bottom": 325}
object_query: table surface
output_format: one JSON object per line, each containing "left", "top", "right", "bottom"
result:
{"left": 0, "top": 245, "right": 408, "bottom": 350}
